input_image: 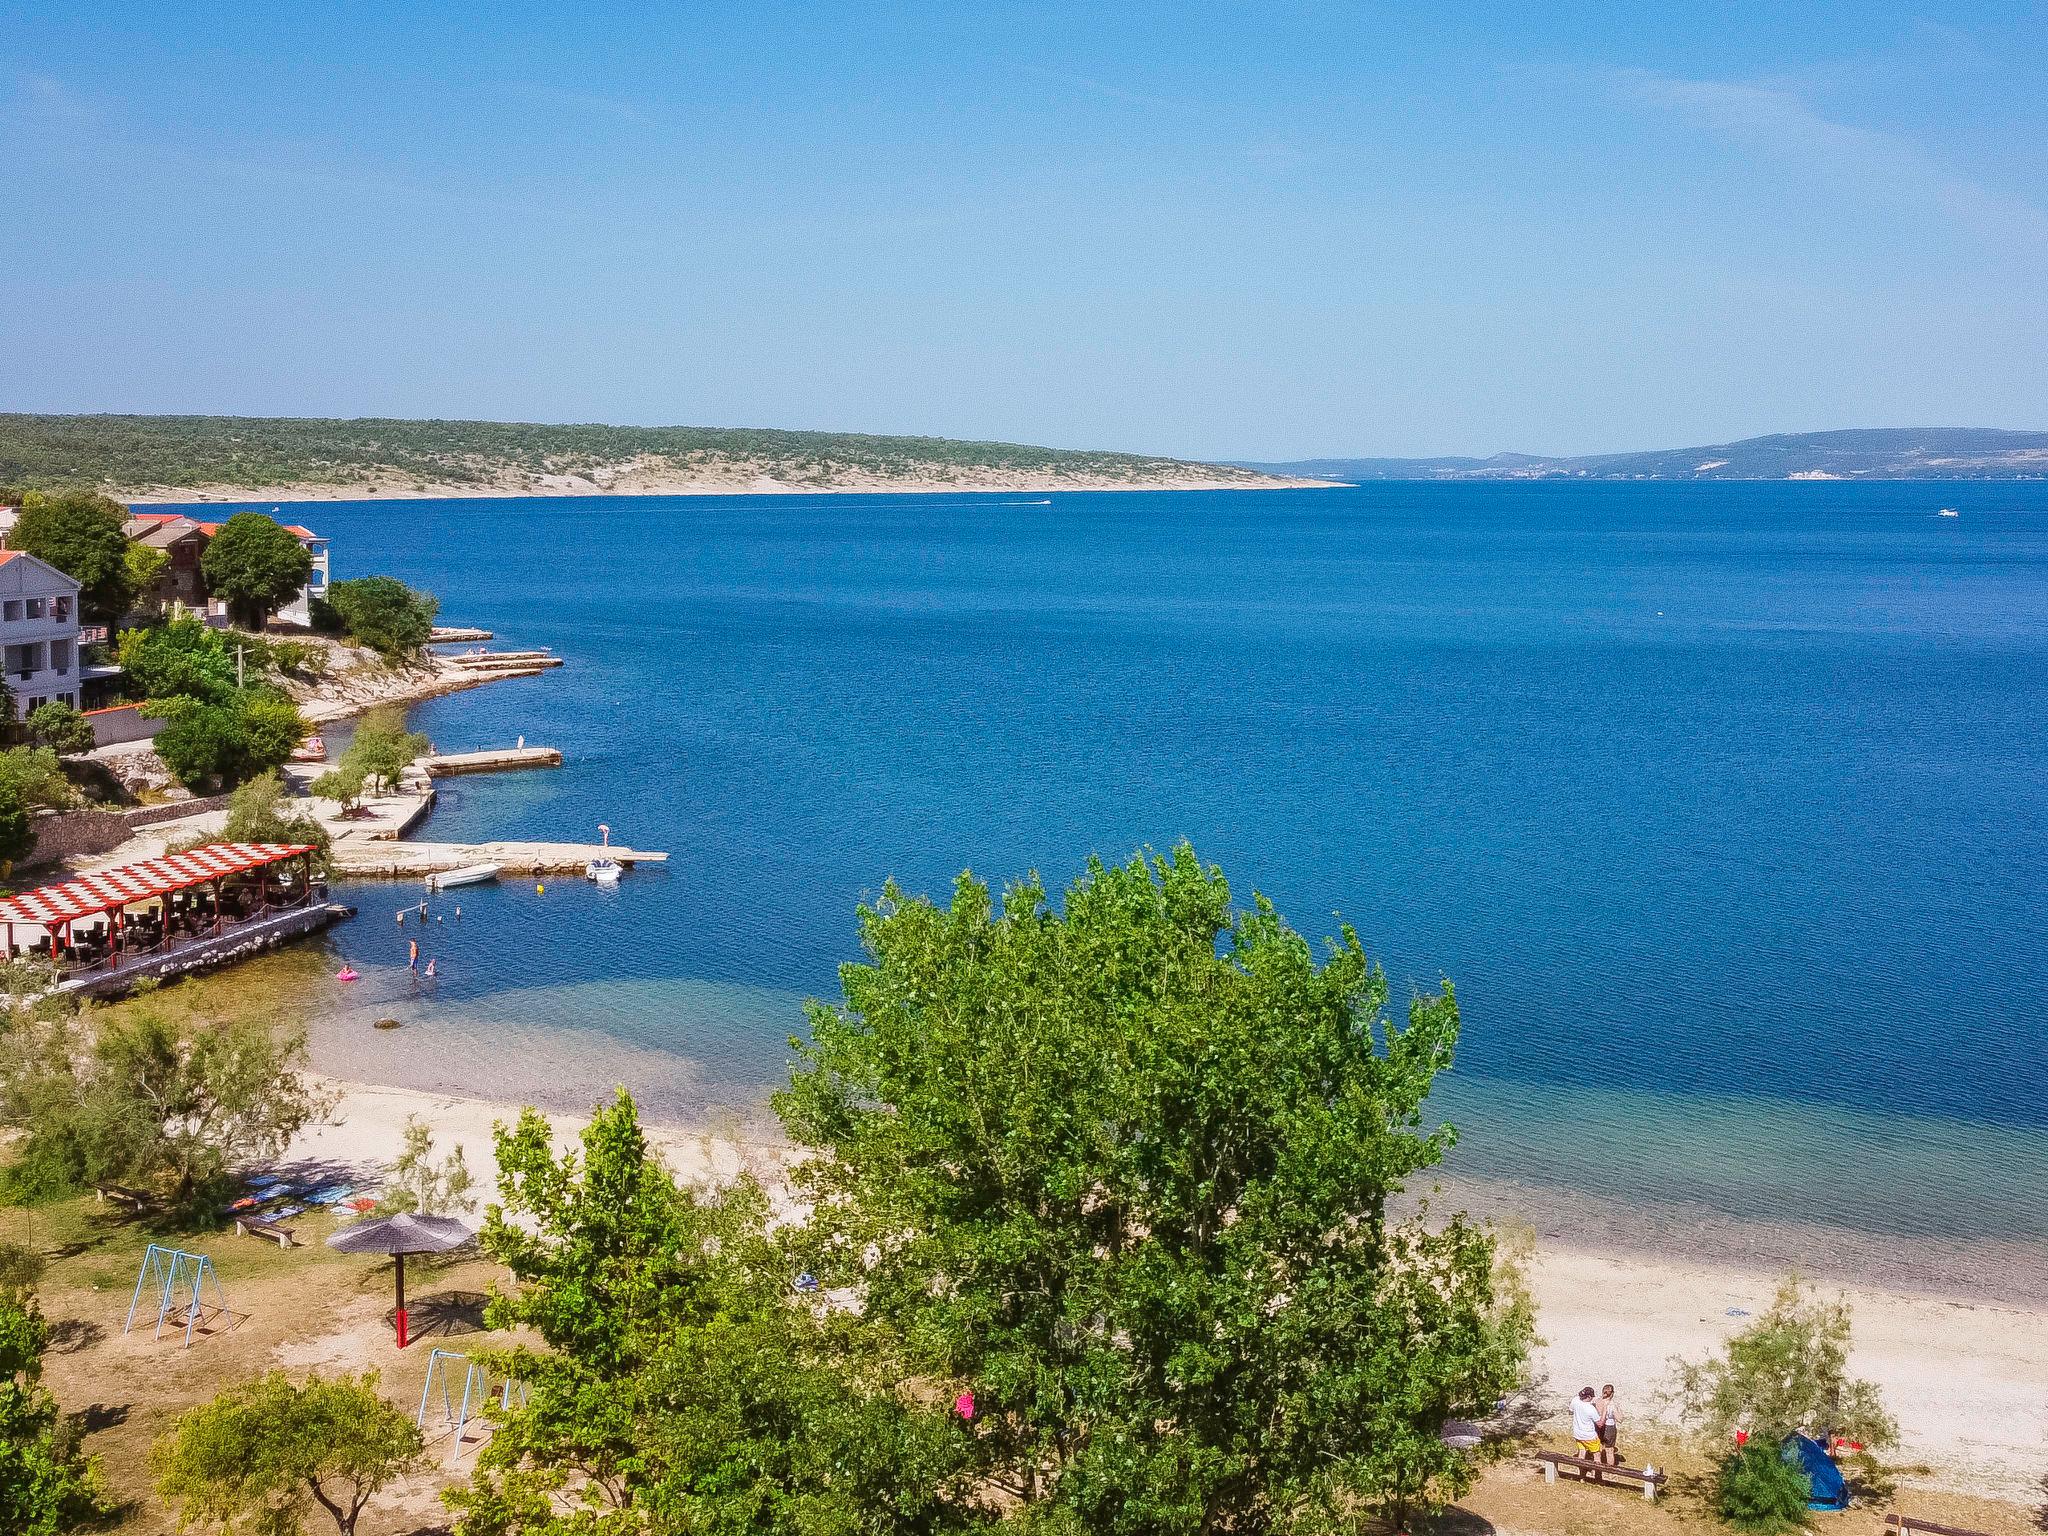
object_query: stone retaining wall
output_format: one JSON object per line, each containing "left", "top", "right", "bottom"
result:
{"left": 24, "top": 796, "right": 234, "bottom": 868}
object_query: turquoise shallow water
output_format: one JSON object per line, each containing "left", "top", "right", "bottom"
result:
{"left": 174, "top": 483, "right": 2048, "bottom": 1254}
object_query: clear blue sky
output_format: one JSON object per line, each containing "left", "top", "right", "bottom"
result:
{"left": 3, "top": 3, "right": 2043, "bottom": 461}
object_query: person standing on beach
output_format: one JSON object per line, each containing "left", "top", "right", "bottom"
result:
{"left": 1570, "top": 1387, "right": 1602, "bottom": 1463}
{"left": 1598, "top": 1384, "right": 1621, "bottom": 1465}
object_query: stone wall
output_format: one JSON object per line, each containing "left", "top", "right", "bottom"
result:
{"left": 23, "top": 795, "right": 233, "bottom": 868}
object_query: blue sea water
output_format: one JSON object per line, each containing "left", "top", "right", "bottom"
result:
{"left": 182, "top": 483, "right": 2048, "bottom": 1252}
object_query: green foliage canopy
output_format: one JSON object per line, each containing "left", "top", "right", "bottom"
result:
{"left": 1667, "top": 1277, "right": 1898, "bottom": 1450}
{"left": 118, "top": 614, "right": 238, "bottom": 704}
{"left": 152, "top": 1369, "right": 425, "bottom": 1536}
{"left": 776, "top": 845, "right": 1532, "bottom": 1533}
{"left": 319, "top": 576, "right": 437, "bottom": 658}
{"left": 4, "top": 488, "right": 133, "bottom": 620}
{"left": 147, "top": 691, "right": 307, "bottom": 789}
{"left": 199, "top": 511, "right": 313, "bottom": 629}
{"left": 0, "top": 1010, "right": 326, "bottom": 1214}
{"left": 447, "top": 1092, "right": 972, "bottom": 1536}
{"left": 0, "top": 1285, "right": 111, "bottom": 1536}
{"left": 23, "top": 702, "right": 95, "bottom": 757}
{"left": 373, "top": 1114, "right": 475, "bottom": 1216}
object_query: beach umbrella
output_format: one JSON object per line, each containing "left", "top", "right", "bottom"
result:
{"left": 326, "top": 1212, "right": 473, "bottom": 1348}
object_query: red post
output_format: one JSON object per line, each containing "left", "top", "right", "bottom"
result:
{"left": 394, "top": 1251, "right": 408, "bottom": 1348}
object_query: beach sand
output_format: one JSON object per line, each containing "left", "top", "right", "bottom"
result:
{"left": 289, "top": 1074, "right": 2048, "bottom": 1504}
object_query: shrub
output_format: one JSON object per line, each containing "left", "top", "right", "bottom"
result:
{"left": 147, "top": 691, "right": 307, "bottom": 789}
{"left": 323, "top": 576, "right": 437, "bottom": 658}
{"left": 0, "top": 1285, "right": 112, "bottom": 1534}
{"left": 118, "top": 614, "right": 238, "bottom": 705}
{"left": 1716, "top": 1440, "right": 1813, "bottom": 1534}
{"left": 219, "top": 770, "right": 331, "bottom": 866}
{"left": 0, "top": 747, "right": 73, "bottom": 812}
{"left": 23, "top": 701, "right": 96, "bottom": 756}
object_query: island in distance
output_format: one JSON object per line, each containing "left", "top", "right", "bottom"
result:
{"left": 1241, "top": 427, "right": 2048, "bottom": 482}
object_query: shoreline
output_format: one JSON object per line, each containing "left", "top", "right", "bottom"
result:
{"left": 124, "top": 474, "right": 1338, "bottom": 504}
{"left": 290, "top": 1071, "right": 2048, "bottom": 1502}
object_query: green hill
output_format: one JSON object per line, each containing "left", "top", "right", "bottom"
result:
{"left": 0, "top": 414, "right": 1292, "bottom": 497}
{"left": 1242, "top": 428, "right": 2048, "bottom": 482}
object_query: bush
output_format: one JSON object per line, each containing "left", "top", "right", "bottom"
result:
{"left": 1716, "top": 1440, "right": 1813, "bottom": 1534}
{"left": 147, "top": 691, "right": 307, "bottom": 790}
{"left": 0, "top": 747, "right": 73, "bottom": 813}
{"left": 0, "top": 786, "right": 29, "bottom": 872}
{"left": 23, "top": 701, "right": 95, "bottom": 756}
{"left": 199, "top": 512, "right": 313, "bottom": 629}
{"left": 268, "top": 638, "right": 329, "bottom": 678}
{"left": 0, "top": 1009, "right": 326, "bottom": 1217}
{"left": 4, "top": 488, "right": 133, "bottom": 621}
{"left": 118, "top": 614, "right": 238, "bottom": 704}
{"left": 0, "top": 1285, "right": 112, "bottom": 1534}
{"left": 323, "top": 576, "right": 438, "bottom": 658}
{"left": 219, "top": 770, "right": 331, "bottom": 865}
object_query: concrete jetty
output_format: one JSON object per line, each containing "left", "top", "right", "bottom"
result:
{"left": 422, "top": 746, "right": 562, "bottom": 776}
{"left": 446, "top": 650, "right": 563, "bottom": 672}
{"left": 429, "top": 625, "right": 495, "bottom": 642}
{"left": 329, "top": 839, "right": 669, "bottom": 878}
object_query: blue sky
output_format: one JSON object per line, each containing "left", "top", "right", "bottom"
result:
{"left": 3, "top": 3, "right": 2043, "bottom": 460}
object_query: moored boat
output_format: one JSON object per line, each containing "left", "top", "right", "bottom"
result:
{"left": 291, "top": 735, "right": 328, "bottom": 762}
{"left": 425, "top": 863, "right": 499, "bottom": 891}
{"left": 585, "top": 822, "right": 623, "bottom": 884}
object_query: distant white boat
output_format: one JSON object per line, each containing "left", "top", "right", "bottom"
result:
{"left": 426, "top": 863, "right": 499, "bottom": 891}
{"left": 1938, "top": 507, "right": 1960, "bottom": 517}
{"left": 585, "top": 822, "right": 623, "bottom": 885}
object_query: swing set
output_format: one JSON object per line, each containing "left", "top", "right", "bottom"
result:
{"left": 122, "top": 1244, "right": 232, "bottom": 1348}
{"left": 416, "top": 1347, "right": 528, "bottom": 1463}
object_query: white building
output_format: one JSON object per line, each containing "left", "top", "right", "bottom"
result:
{"left": 277, "top": 520, "right": 330, "bottom": 627}
{"left": 0, "top": 550, "right": 84, "bottom": 715}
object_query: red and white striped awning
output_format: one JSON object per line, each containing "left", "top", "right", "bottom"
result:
{"left": 0, "top": 842, "right": 317, "bottom": 927}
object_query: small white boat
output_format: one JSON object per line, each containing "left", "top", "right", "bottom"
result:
{"left": 426, "top": 863, "right": 499, "bottom": 891}
{"left": 585, "top": 822, "right": 623, "bottom": 884}
{"left": 1938, "top": 507, "right": 1960, "bottom": 517}
{"left": 291, "top": 736, "right": 328, "bottom": 762}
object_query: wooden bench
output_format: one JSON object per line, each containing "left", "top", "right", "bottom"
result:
{"left": 1533, "top": 1450, "right": 1668, "bottom": 1502}
{"left": 234, "top": 1215, "right": 297, "bottom": 1248}
{"left": 93, "top": 1183, "right": 151, "bottom": 1212}
{"left": 1885, "top": 1515, "right": 1992, "bottom": 1536}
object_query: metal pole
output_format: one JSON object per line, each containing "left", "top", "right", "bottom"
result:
{"left": 394, "top": 1252, "right": 408, "bottom": 1348}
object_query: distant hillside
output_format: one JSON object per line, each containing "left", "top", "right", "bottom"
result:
{"left": 0, "top": 414, "right": 1309, "bottom": 500}
{"left": 1242, "top": 428, "right": 2048, "bottom": 482}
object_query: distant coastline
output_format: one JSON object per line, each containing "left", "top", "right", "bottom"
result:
{"left": 126, "top": 469, "right": 1335, "bottom": 504}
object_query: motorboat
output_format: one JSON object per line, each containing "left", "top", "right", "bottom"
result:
{"left": 1938, "top": 507, "right": 1960, "bottom": 517}
{"left": 585, "top": 822, "right": 623, "bottom": 885}
{"left": 291, "top": 735, "right": 328, "bottom": 762}
{"left": 425, "top": 863, "right": 499, "bottom": 891}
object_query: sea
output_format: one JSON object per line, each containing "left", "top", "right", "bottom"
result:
{"left": 173, "top": 483, "right": 2048, "bottom": 1289}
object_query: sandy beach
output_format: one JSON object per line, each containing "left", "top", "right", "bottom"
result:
{"left": 287, "top": 1074, "right": 2048, "bottom": 1505}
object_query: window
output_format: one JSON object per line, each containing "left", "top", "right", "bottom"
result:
{"left": 2, "top": 601, "right": 20, "bottom": 623}
{"left": 24, "top": 598, "right": 44, "bottom": 620}
{"left": 50, "top": 639, "right": 72, "bottom": 672}
{"left": 53, "top": 596, "right": 71, "bottom": 621}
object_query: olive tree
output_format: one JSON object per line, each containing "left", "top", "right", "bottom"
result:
{"left": 777, "top": 844, "right": 1533, "bottom": 1534}
{"left": 152, "top": 1370, "right": 424, "bottom": 1536}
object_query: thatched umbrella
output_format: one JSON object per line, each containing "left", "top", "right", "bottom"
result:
{"left": 326, "top": 1213, "right": 473, "bottom": 1348}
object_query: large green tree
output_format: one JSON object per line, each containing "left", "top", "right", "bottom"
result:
{"left": 777, "top": 845, "right": 1532, "bottom": 1534}
{"left": 5, "top": 489, "right": 133, "bottom": 620}
{"left": 318, "top": 576, "right": 437, "bottom": 658}
{"left": 447, "top": 1092, "right": 973, "bottom": 1536}
{"left": 199, "top": 511, "right": 312, "bottom": 630}
{"left": 2, "top": 1285, "right": 111, "bottom": 1535}
{"left": 118, "top": 614, "right": 239, "bottom": 704}
{"left": 0, "top": 1010, "right": 326, "bottom": 1215}
{"left": 147, "top": 690, "right": 307, "bottom": 789}
{"left": 152, "top": 1370, "right": 424, "bottom": 1536}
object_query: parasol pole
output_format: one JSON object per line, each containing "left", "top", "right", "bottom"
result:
{"left": 395, "top": 1252, "right": 408, "bottom": 1348}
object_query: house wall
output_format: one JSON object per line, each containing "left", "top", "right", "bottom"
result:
{"left": 0, "top": 555, "right": 84, "bottom": 715}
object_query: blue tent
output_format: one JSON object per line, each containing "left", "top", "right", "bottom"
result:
{"left": 1782, "top": 1434, "right": 1849, "bottom": 1511}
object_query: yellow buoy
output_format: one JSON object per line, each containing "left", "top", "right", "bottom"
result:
{"left": 535, "top": 882, "right": 545, "bottom": 894}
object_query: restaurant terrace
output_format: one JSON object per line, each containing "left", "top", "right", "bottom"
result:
{"left": 0, "top": 842, "right": 334, "bottom": 991}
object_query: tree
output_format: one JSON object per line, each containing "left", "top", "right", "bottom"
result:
{"left": 775, "top": 845, "right": 1533, "bottom": 1534}
{"left": 152, "top": 1370, "right": 425, "bottom": 1536}
{"left": 5, "top": 489, "right": 133, "bottom": 620}
{"left": 118, "top": 614, "right": 238, "bottom": 704}
{"left": 1, "top": 1285, "right": 111, "bottom": 1535}
{"left": 125, "top": 541, "right": 170, "bottom": 613}
{"left": 0, "top": 785, "right": 30, "bottom": 874}
{"left": 0, "top": 1010, "right": 327, "bottom": 1216}
{"left": 320, "top": 576, "right": 437, "bottom": 658}
{"left": 1715, "top": 1440, "right": 1815, "bottom": 1534}
{"left": 374, "top": 1115, "right": 475, "bottom": 1216}
{"left": 219, "top": 770, "right": 330, "bottom": 866}
{"left": 334, "top": 707, "right": 427, "bottom": 794}
{"left": 307, "top": 762, "right": 367, "bottom": 816}
{"left": 1667, "top": 1277, "right": 1898, "bottom": 1450}
{"left": 446, "top": 1093, "right": 971, "bottom": 1536}
{"left": 147, "top": 691, "right": 307, "bottom": 789}
{"left": 199, "top": 512, "right": 313, "bottom": 630}
{"left": 23, "top": 702, "right": 95, "bottom": 757}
